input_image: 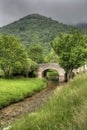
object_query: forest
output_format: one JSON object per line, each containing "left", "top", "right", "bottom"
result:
{"left": 0, "top": 14, "right": 79, "bottom": 55}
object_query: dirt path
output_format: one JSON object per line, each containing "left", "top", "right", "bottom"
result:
{"left": 0, "top": 83, "right": 64, "bottom": 129}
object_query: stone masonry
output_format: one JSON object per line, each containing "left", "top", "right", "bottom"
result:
{"left": 38, "top": 63, "right": 65, "bottom": 82}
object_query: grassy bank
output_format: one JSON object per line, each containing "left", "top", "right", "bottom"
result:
{"left": 10, "top": 74, "right": 87, "bottom": 130}
{"left": 46, "top": 70, "right": 59, "bottom": 81}
{"left": 0, "top": 78, "right": 46, "bottom": 109}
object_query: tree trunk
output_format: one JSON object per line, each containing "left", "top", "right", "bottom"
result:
{"left": 68, "top": 68, "right": 75, "bottom": 79}
{"left": 65, "top": 72, "right": 69, "bottom": 82}
{"left": 65, "top": 69, "right": 74, "bottom": 82}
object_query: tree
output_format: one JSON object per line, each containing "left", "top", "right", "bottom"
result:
{"left": 0, "top": 34, "right": 27, "bottom": 78}
{"left": 44, "top": 48, "right": 59, "bottom": 63}
{"left": 51, "top": 31, "right": 87, "bottom": 81}
{"left": 28, "top": 44, "right": 43, "bottom": 63}
{"left": 21, "top": 58, "right": 38, "bottom": 77}
{"left": 13, "top": 58, "right": 38, "bottom": 77}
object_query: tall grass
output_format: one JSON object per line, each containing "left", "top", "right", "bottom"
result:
{"left": 0, "top": 78, "right": 46, "bottom": 109}
{"left": 10, "top": 73, "right": 87, "bottom": 130}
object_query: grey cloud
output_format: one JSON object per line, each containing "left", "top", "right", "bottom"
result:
{"left": 0, "top": 0, "right": 87, "bottom": 27}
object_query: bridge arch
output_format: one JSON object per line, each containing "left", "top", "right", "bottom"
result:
{"left": 38, "top": 63, "right": 65, "bottom": 82}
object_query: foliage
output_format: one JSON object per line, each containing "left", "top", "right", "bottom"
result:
{"left": 0, "top": 14, "right": 78, "bottom": 55}
{"left": 46, "top": 70, "right": 59, "bottom": 77}
{"left": 75, "top": 23, "right": 87, "bottom": 34}
{"left": 44, "top": 48, "right": 59, "bottom": 63}
{"left": 13, "top": 58, "right": 38, "bottom": 77}
{"left": 0, "top": 69, "right": 4, "bottom": 77}
{"left": 0, "top": 78, "right": 46, "bottom": 109}
{"left": 51, "top": 31, "right": 87, "bottom": 80}
{"left": 23, "top": 58, "right": 38, "bottom": 77}
{"left": 28, "top": 44, "right": 43, "bottom": 63}
{"left": 10, "top": 73, "right": 87, "bottom": 130}
{"left": 0, "top": 34, "right": 28, "bottom": 78}
{"left": 46, "top": 69, "right": 59, "bottom": 81}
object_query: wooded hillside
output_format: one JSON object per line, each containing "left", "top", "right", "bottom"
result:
{"left": 0, "top": 14, "right": 77, "bottom": 54}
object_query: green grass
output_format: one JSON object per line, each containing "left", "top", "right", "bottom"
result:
{"left": 46, "top": 70, "right": 59, "bottom": 81}
{"left": 10, "top": 73, "right": 87, "bottom": 130}
{"left": 0, "top": 78, "right": 46, "bottom": 109}
{"left": 47, "top": 70, "right": 59, "bottom": 77}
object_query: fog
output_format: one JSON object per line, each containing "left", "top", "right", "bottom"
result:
{"left": 0, "top": 0, "right": 87, "bottom": 27}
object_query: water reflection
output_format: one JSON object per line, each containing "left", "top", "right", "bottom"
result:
{"left": 47, "top": 79, "right": 59, "bottom": 88}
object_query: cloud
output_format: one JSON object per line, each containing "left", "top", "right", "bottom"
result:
{"left": 0, "top": 0, "right": 87, "bottom": 27}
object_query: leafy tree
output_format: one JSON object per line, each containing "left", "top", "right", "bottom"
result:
{"left": 26, "top": 58, "right": 38, "bottom": 77}
{"left": 51, "top": 31, "right": 87, "bottom": 81}
{"left": 44, "top": 48, "right": 59, "bottom": 63}
{"left": 21, "top": 58, "right": 38, "bottom": 77}
{"left": 0, "top": 34, "right": 27, "bottom": 78}
{"left": 13, "top": 58, "right": 38, "bottom": 77}
{"left": 28, "top": 44, "right": 43, "bottom": 63}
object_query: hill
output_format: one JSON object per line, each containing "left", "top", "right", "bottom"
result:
{"left": 0, "top": 14, "right": 77, "bottom": 54}
{"left": 75, "top": 23, "right": 87, "bottom": 34}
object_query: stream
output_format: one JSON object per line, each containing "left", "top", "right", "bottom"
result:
{"left": 0, "top": 80, "right": 63, "bottom": 130}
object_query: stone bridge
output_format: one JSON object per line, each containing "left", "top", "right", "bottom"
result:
{"left": 38, "top": 63, "right": 65, "bottom": 82}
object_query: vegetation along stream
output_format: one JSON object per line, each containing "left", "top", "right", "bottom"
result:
{"left": 0, "top": 77, "right": 63, "bottom": 130}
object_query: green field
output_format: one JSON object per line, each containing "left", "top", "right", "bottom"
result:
{"left": 0, "top": 78, "right": 46, "bottom": 109}
{"left": 10, "top": 74, "right": 87, "bottom": 130}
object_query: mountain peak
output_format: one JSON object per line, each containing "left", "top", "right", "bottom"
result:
{"left": 20, "top": 13, "right": 52, "bottom": 21}
{"left": 0, "top": 14, "right": 77, "bottom": 54}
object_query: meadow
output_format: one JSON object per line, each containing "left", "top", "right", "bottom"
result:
{"left": 0, "top": 78, "right": 46, "bottom": 109}
{"left": 10, "top": 73, "right": 87, "bottom": 130}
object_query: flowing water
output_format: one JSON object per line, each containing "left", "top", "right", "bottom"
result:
{"left": 0, "top": 79, "right": 64, "bottom": 130}
{"left": 47, "top": 80, "right": 59, "bottom": 88}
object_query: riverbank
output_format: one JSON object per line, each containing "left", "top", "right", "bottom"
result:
{"left": 0, "top": 81, "right": 62, "bottom": 129}
{"left": 0, "top": 78, "right": 46, "bottom": 109}
{"left": 10, "top": 73, "right": 87, "bottom": 130}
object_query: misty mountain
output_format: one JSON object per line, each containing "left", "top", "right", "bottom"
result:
{"left": 75, "top": 23, "right": 87, "bottom": 34}
{"left": 0, "top": 14, "right": 77, "bottom": 54}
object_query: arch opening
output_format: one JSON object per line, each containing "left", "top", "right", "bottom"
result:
{"left": 38, "top": 63, "right": 65, "bottom": 82}
{"left": 42, "top": 69, "right": 59, "bottom": 81}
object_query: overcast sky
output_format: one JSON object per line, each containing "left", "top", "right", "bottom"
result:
{"left": 0, "top": 0, "right": 87, "bottom": 27}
